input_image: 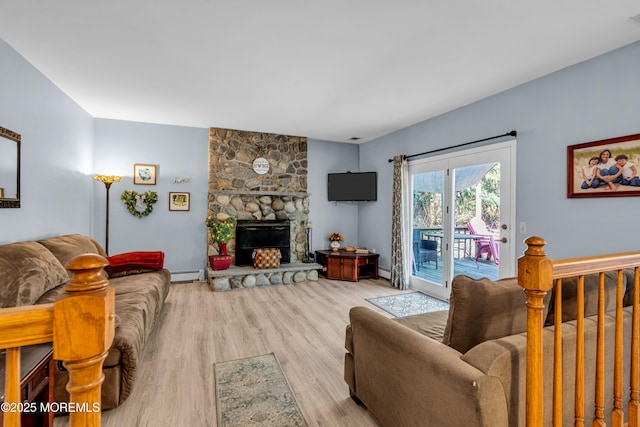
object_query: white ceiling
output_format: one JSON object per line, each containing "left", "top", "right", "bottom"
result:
{"left": 1, "top": 1, "right": 639, "bottom": 143}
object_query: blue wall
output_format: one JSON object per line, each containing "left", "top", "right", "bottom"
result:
{"left": 0, "top": 38, "right": 94, "bottom": 244}
{"left": 93, "top": 119, "right": 208, "bottom": 272}
{"left": 358, "top": 40, "right": 640, "bottom": 268}
{"left": 307, "top": 139, "right": 360, "bottom": 253}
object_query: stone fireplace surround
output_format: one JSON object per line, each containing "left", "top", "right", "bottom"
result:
{"left": 207, "top": 127, "right": 321, "bottom": 291}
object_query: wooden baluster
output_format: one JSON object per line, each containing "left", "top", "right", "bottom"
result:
{"left": 575, "top": 275, "right": 585, "bottom": 427}
{"left": 553, "top": 278, "right": 563, "bottom": 426}
{"left": 593, "top": 273, "right": 605, "bottom": 427}
{"left": 630, "top": 267, "right": 640, "bottom": 427}
{"left": 518, "top": 236, "right": 554, "bottom": 427}
{"left": 610, "top": 270, "right": 625, "bottom": 426}
{"left": 53, "top": 253, "right": 115, "bottom": 427}
{"left": 3, "top": 347, "right": 21, "bottom": 427}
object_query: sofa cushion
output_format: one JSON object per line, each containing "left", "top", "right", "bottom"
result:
{"left": 108, "top": 268, "right": 157, "bottom": 278}
{"left": 0, "top": 241, "right": 69, "bottom": 308}
{"left": 345, "top": 310, "right": 449, "bottom": 354}
{"left": 393, "top": 309, "right": 449, "bottom": 342}
{"left": 545, "top": 270, "right": 623, "bottom": 325}
{"left": 443, "top": 275, "right": 551, "bottom": 354}
{"left": 38, "top": 234, "right": 107, "bottom": 278}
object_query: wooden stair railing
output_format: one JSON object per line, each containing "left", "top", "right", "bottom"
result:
{"left": 0, "top": 253, "right": 115, "bottom": 427}
{"left": 519, "top": 236, "right": 640, "bottom": 427}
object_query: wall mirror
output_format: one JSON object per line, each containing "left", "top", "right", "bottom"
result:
{"left": 0, "top": 125, "right": 21, "bottom": 208}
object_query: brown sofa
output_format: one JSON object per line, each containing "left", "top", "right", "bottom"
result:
{"left": 345, "top": 272, "right": 635, "bottom": 426}
{"left": 0, "top": 234, "right": 170, "bottom": 409}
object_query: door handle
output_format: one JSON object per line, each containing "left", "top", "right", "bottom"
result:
{"left": 499, "top": 237, "right": 507, "bottom": 243}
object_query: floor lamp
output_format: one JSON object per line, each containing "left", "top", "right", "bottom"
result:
{"left": 93, "top": 175, "right": 122, "bottom": 255}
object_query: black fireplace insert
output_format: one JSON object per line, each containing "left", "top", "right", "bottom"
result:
{"left": 235, "top": 219, "right": 291, "bottom": 266}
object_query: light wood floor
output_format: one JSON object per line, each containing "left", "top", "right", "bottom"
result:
{"left": 55, "top": 277, "right": 408, "bottom": 427}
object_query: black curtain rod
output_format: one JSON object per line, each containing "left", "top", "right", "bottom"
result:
{"left": 387, "top": 130, "right": 517, "bottom": 163}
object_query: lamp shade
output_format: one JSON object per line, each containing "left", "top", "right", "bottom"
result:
{"left": 93, "top": 175, "right": 122, "bottom": 185}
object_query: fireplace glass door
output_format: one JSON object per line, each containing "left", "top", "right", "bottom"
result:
{"left": 235, "top": 220, "right": 291, "bottom": 265}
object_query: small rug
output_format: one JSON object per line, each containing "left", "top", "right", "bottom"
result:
{"left": 214, "top": 353, "right": 308, "bottom": 427}
{"left": 366, "top": 291, "right": 449, "bottom": 317}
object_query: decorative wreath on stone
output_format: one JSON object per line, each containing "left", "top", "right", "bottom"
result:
{"left": 120, "top": 190, "right": 159, "bottom": 218}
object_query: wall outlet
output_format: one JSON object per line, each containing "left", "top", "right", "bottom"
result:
{"left": 519, "top": 222, "right": 527, "bottom": 234}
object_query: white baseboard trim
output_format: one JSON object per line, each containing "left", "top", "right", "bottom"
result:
{"left": 171, "top": 269, "right": 205, "bottom": 282}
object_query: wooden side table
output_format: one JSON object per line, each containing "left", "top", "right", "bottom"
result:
{"left": 316, "top": 250, "right": 379, "bottom": 282}
{"left": 0, "top": 343, "right": 54, "bottom": 427}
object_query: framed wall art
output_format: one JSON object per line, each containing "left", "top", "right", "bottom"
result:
{"left": 133, "top": 164, "right": 157, "bottom": 185}
{"left": 567, "top": 133, "right": 640, "bottom": 198}
{"left": 169, "top": 192, "right": 190, "bottom": 211}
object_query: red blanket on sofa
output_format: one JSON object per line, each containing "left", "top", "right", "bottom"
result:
{"left": 105, "top": 251, "right": 165, "bottom": 276}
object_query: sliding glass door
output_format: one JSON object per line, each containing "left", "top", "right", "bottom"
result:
{"left": 408, "top": 141, "right": 516, "bottom": 300}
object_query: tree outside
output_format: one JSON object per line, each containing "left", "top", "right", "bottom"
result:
{"left": 413, "top": 163, "right": 500, "bottom": 232}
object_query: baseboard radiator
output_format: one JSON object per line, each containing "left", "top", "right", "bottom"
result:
{"left": 378, "top": 268, "right": 390, "bottom": 280}
{"left": 170, "top": 269, "right": 205, "bottom": 282}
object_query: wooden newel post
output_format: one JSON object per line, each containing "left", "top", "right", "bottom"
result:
{"left": 53, "top": 254, "right": 115, "bottom": 427}
{"left": 518, "top": 236, "right": 554, "bottom": 427}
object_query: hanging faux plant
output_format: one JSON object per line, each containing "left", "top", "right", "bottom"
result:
{"left": 121, "top": 190, "right": 158, "bottom": 218}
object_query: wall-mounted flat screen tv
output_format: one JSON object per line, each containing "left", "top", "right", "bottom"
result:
{"left": 327, "top": 172, "right": 377, "bottom": 202}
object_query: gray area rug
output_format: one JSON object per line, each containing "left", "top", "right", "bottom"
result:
{"left": 214, "top": 353, "right": 308, "bottom": 427}
{"left": 366, "top": 291, "right": 449, "bottom": 317}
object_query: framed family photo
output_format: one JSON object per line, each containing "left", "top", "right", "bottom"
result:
{"left": 133, "top": 163, "right": 157, "bottom": 185}
{"left": 567, "top": 133, "right": 640, "bottom": 198}
{"left": 169, "top": 192, "right": 190, "bottom": 211}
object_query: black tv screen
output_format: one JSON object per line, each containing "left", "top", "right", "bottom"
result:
{"left": 327, "top": 172, "right": 377, "bottom": 202}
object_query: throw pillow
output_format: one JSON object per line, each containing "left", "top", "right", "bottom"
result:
{"left": 105, "top": 251, "right": 165, "bottom": 276}
{"left": 443, "top": 275, "right": 551, "bottom": 354}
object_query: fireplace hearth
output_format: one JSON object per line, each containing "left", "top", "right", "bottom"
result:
{"left": 235, "top": 219, "right": 291, "bottom": 266}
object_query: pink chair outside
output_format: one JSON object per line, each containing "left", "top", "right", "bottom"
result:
{"left": 466, "top": 217, "right": 499, "bottom": 265}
